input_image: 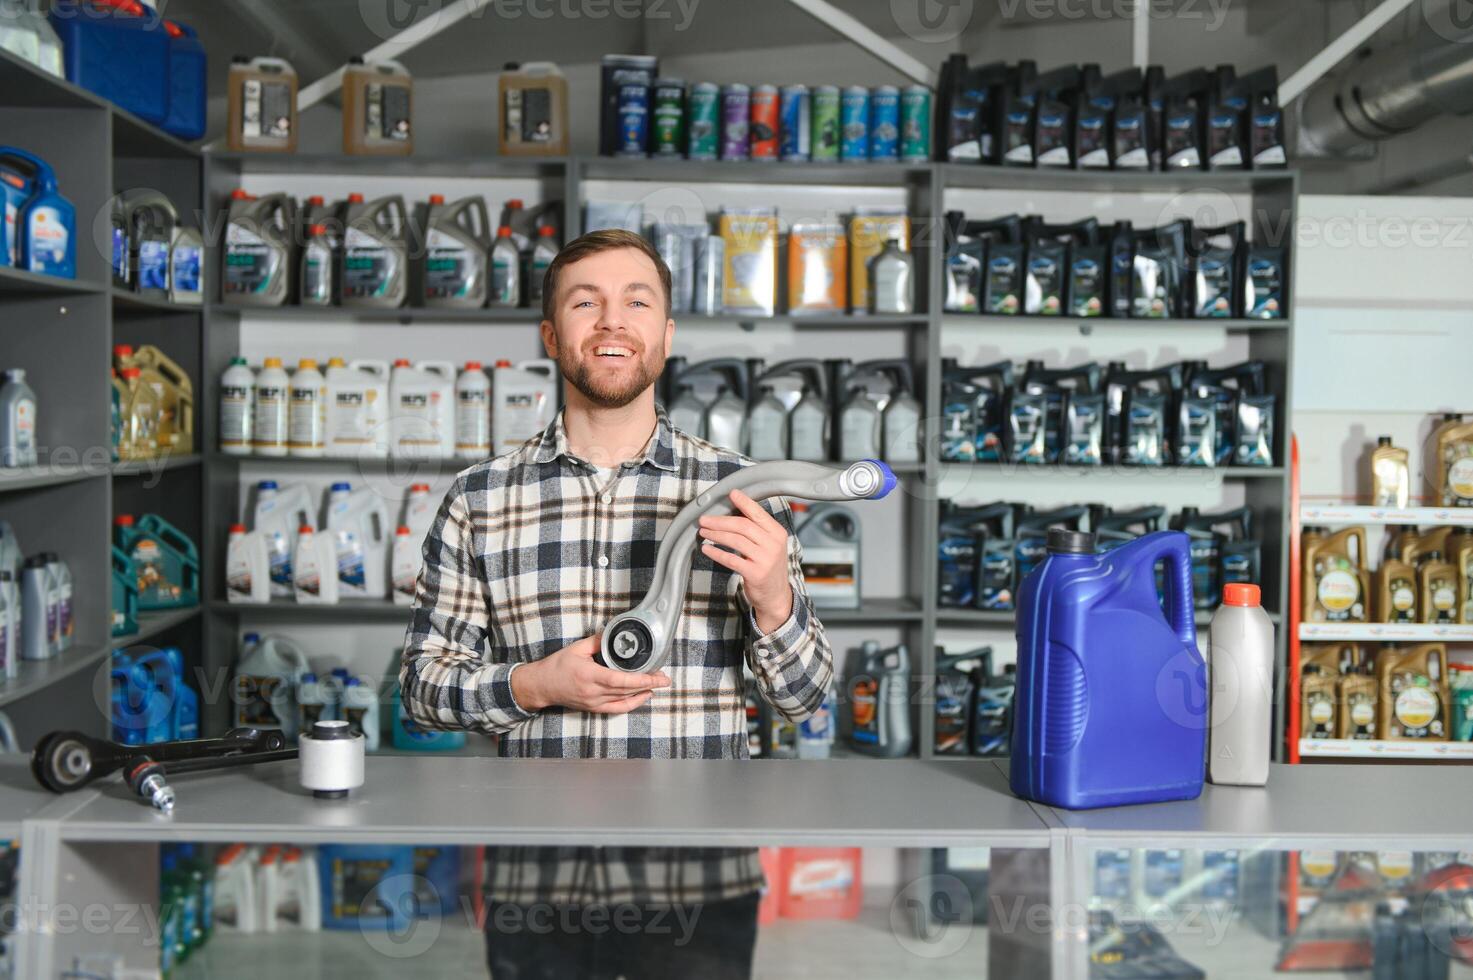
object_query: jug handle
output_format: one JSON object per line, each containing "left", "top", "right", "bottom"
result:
{"left": 1122, "top": 531, "right": 1197, "bottom": 647}
{"left": 1348, "top": 527, "right": 1366, "bottom": 570}
{"left": 471, "top": 198, "right": 491, "bottom": 242}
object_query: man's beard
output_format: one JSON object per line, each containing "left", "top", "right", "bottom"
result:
{"left": 558, "top": 346, "right": 665, "bottom": 409}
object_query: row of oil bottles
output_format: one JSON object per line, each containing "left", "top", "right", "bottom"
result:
{"left": 110, "top": 512, "right": 200, "bottom": 638}
{"left": 110, "top": 345, "right": 195, "bottom": 460}
{"left": 225, "top": 482, "right": 438, "bottom": 607}
{"left": 1367, "top": 419, "right": 1473, "bottom": 510}
{"left": 225, "top": 54, "right": 568, "bottom": 156}
{"left": 223, "top": 190, "right": 559, "bottom": 310}
{"left": 1300, "top": 641, "right": 1473, "bottom": 743}
{"left": 1303, "top": 523, "right": 1473, "bottom": 625}
{"left": 0, "top": 521, "right": 74, "bottom": 671}
{"left": 659, "top": 356, "right": 923, "bottom": 463}
{"left": 111, "top": 190, "right": 205, "bottom": 304}
{"left": 218, "top": 357, "right": 558, "bottom": 460}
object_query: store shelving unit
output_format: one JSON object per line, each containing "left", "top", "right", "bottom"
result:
{"left": 0, "top": 48, "right": 203, "bottom": 744}
{"left": 195, "top": 151, "right": 1297, "bottom": 763}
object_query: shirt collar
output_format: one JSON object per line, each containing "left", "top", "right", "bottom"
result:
{"left": 532, "top": 407, "right": 679, "bottom": 473}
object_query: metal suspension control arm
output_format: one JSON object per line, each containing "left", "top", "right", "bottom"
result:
{"left": 31, "top": 727, "right": 294, "bottom": 795}
{"left": 600, "top": 459, "right": 896, "bottom": 674}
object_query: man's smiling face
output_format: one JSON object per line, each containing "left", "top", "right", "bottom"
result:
{"left": 544, "top": 246, "right": 674, "bottom": 409}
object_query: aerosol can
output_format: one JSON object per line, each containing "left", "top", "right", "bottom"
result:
{"left": 389, "top": 360, "right": 455, "bottom": 458}
{"left": 492, "top": 359, "right": 559, "bottom": 455}
{"left": 340, "top": 193, "right": 409, "bottom": 308}
{"left": 422, "top": 195, "right": 491, "bottom": 308}
{"left": 793, "top": 502, "right": 861, "bottom": 608}
{"left": 846, "top": 641, "right": 912, "bottom": 757}
{"left": 223, "top": 191, "right": 293, "bottom": 307}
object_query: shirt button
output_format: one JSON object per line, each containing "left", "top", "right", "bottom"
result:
{"left": 602, "top": 492, "right": 613, "bottom": 504}
{"left": 598, "top": 555, "right": 609, "bottom": 568}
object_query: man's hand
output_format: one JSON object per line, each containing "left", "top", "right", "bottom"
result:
{"left": 698, "top": 489, "right": 794, "bottom": 633}
{"left": 511, "top": 634, "right": 671, "bottom": 714}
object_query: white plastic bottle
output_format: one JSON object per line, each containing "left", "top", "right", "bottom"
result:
{"left": 341, "top": 677, "right": 381, "bottom": 751}
{"left": 288, "top": 358, "right": 327, "bottom": 457}
{"left": 489, "top": 225, "right": 522, "bottom": 307}
{"left": 0, "top": 570, "right": 14, "bottom": 679}
{"left": 324, "top": 358, "right": 390, "bottom": 457}
{"left": 389, "top": 360, "right": 455, "bottom": 458}
{"left": 225, "top": 523, "right": 271, "bottom": 604}
{"left": 455, "top": 361, "right": 492, "bottom": 458}
{"left": 219, "top": 357, "right": 256, "bottom": 455}
{"left": 492, "top": 359, "right": 559, "bottom": 455}
{"left": 403, "top": 483, "right": 436, "bottom": 538}
{"left": 0, "top": 369, "right": 37, "bottom": 468}
{"left": 252, "top": 481, "right": 313, "bottom": 600}
{"left": 325, "top": 482, "right": 389, "bottom": 599}
{"left": 391, "top": 525, "right": 419, "bottom": 606}
{"left": 43, "top": 553, "right": 62, "bottom": 655}
{"left": 297, "top": 672, "right": 332, "bottom": 731}
{"left": 252, "top": 358, "right": 290, "bottom": 456}
{"left": 1208, "top": 582, "right": 1275, "bottom": 786}
{"left": 529, "top": 225, "right": 558, "bottom": 303}
{"left": 234, "top": 633, "right": 309, "bottom": 736}
{"left": 53, "top": 557, "right": 72, "bottom": 651}
{"left": 292, "top": 526, "right": 339, "bottom": 604}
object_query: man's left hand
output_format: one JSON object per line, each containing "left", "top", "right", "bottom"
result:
{"left": 699, "top": 490, "right": 794, "bottom": 633}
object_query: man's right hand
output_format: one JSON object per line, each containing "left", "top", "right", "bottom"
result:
{"left": 511, "top": 633, "right": 671, "bottom": 714}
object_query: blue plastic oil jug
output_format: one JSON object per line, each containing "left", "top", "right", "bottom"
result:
{"left": 51, "top": 0, "right": 170, "bottom": 125}
{"left": 162, "top": 19, "right": 205, "bottom": 140}
{"left": 0, "top": 148, "right": 76, "bottom": 278}
{"left": 1010, "top": 529, "right": 1207, "bottom": 810}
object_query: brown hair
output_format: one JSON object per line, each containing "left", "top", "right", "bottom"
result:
{"left": 541, "top": 228, "right": 673, "bottom": 323}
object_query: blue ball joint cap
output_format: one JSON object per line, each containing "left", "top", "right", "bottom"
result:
{"left": 865, "top": 460, "right": 897, "bottom": 499}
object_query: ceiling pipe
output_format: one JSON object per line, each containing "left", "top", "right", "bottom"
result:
{"left": 1297, "top": 4, "right": 1473, "bottom": 157}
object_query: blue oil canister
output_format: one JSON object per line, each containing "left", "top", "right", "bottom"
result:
{"left": 0, "top": 148, "right": 75, "bottom": 278}
{"left": 1010, "top": 529, "right": 1207, "bottom": 809}
{"left": 162, "top": 18, "right": 206, "bottom": 140}
{"left": 50, "top": 0, "right": 170, "bottom": 125}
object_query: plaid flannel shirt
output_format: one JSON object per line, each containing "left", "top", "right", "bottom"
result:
{"left": 400, "top": 407, "right": 834, "bottom": 905}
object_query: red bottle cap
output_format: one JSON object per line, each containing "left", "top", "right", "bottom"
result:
{"left": 495, "top": 359, "right": 512, "bottom": 368}
{"left": 397, "top": 525, "right": 411, "bottom": 535}
{"left": 121, "top": 367, "right": 141, "bottom": 379}
{"left": 429, "top": 194, "right": 445, "bottom": 205}
{"left": 1222, "top": 583, "right": 1261, "bottom": 607}
{"left": 299, "top": 524, "right": 314, "bottom": 534}
{"left": 114, "top": 514, "right": 135, "bottom": 527}
{"left": 538, "top": 225, "right": 556, "bottom": 237}
{"left": 497, "top": 226, "right": 513, "bottom": 238}
{"left": 464, "top": 360, "right": 482, "bottom": 370}
{"left": 230, "top": 523, "right": 246, "bottom": 534}
{"left": 348, "top": 193, "right": 365, "bottom": 204}
{"left": 230, "top": 189, "right": 251, "bottom": 200}
{"left": 411, "top": 483, "right": 430, "bottom": 493}
{"left": 394, "top": 358, "right": 412, "bottom": 367}
{"left": 309, "top": 223, "right": 327, "bottom": 237}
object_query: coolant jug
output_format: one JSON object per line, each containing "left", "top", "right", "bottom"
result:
{"left": 1010, "top": 528, "right": 1206, "bottom": 810}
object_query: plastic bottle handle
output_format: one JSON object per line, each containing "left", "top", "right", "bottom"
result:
{"left": 1120, "top": 532, "right": 1197, "bottom": 647}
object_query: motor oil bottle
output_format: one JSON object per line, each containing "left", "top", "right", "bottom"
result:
{"left": 233, "top": 633, "right": 309, "bottom": 735}
{"left": 130, "top": 345, "right": 194, "bottom": 454}
{"left": 793, "top": 503, "right": 860, "bottom": 609}
{"left": 492, "top": 359, "right": 559, "bottom": 455}
{"left": 499, "top": 62, "right": 569, "bottom": 156}
{"left": 1303, "top": 526, "right": 1370, "bottom": 623}
{"left": 423, "top": 196, "right": 490, "bottom": 308}
{"left": 1377, "top": 643, "right": 1450, "bottom": 740}
{"left": 1303, "top": 641, "right": 1364, "bottom": 677}
{"left": 746, "top": 386, "right": 789, "bottom": 461}
{"left": 253, "top": 481, "right": 313, "bottom": 600}
{"left": 974, "top": 663, "right": 1017, "bottom": 756}
{"left": 1419, "top": 551, "right": 1460, "bottom": 624}
{"left": 300, "top": 223, "right": 335, "bottom": 306}
{"left": 118, "top": 367, "right": 160, "bottom": 461}
{"left": 1376, "top": 558, "right": 1419, "bottom": 623}
{"left": 341, "top": 678, "right": 381, "bottom": 751}
{"left": 966, "top": 360, "right": 1013, "bottom": 462}
{"left": 227, "top": 56, "right": 298, "bottom": 152}
{"left": 224, "top": 191, "right": 293, "bottom": 306}
{"left": 1369, "top": 436, "right": 1410, "bottom": 509}
{"left": 326, "top": 482, "right": 389, "bottom": 600}
{"left": 455, "top": 362, "right": 492, "bottom": 459}
{"left": 934, "top": 648, "right": 989, "bottom": 756}
{"left": 1455, "top": 527, "right": 1473, "bottom": 624}
{"left": 170, "top": 226, "right": 204, "bottom": 306}
{"left": 287, "top": 359, "right": 326, "bottom": 458}
{"left": 292, "top": 526, "right": 338, "bottom": 604}
{"left": 389, "top": 360, "right": 455, "bottom": 458}
{"left": 119, "top": 190, "right": 177, "bottom": 297}
{"left": 1433, "top": 417, "right": 1473, "bottom": 507}
{"left": 868, "top": 237, "right": 915, "bottom": 315}
{"left": 882, "top": 366, "right": 922, "bottom": 464}
{"left": 225, "top": 523, "right": 270, "bottom": 604}
{"left": 705, "top": 385, "right": 747, "bottom": 454}
{"left": 391, "top": 526, "right": 419, "bottom": 607}
{"left": 342, "top": 57, "right": 413, "bottom": 156}
{"left": 340, "top": 194, "right": 408, "bottom": 308}
{"left": 1208, "top": 583, "right": 1273, "bottom": 785}
{"left": 1103, "top": 364, "right": 1172, "bottom": 465}
{"left": 529, "top": 225, "right": 559, "bottom": 304}
{"left": 668, "top": 383, "right": 705, "bottom": 439}
{"left": 1338, "top": 669, "right": 1378, "bottom": 741}
{"left": 108, "top": 550, "right": 136, "bottom": 637}
{"left": 1014, "top": 506, "right": 1089, "bottom": 586}
{"left": 110, "top": 368, "right": 124, "bottom": 460}
{"left": 0, "top": 369, "right": 36, "bottom": 468}
{"left": 1405, "top": 526, "right": 1455, "bottom": 568}
{"left": 845, "top": 641, "right": 912, "bottom": 757}
{"left": 1011, "top": 529, "right": 1206, "bottom": 809}
{"left": 973, "top": 503, "right": 1020, "bottom": 611}
{"left": 789, "top": 383, "right": 831, "bottom": 463}
{"left": 1169, "top": 507, "right": 1256, "bottom": 610}
{"left": 1423, "top": 412, "right": 1463, "bottom": 501}
{"left": 489, "top": 226, "right": 522, "bottom": 308}
{"left": 132, "top": 514, "right": 201, "bottom": 610}
{"left": 0, "top": 147, "right": 75, "bottom": 278}
{"left": 404, "top": 483, "right": 436, "bottom": 539}
{"left": 323, "top": 358, "right": 389, "bottom": 458}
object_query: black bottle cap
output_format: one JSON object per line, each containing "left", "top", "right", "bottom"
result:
{"left": 504, "top": 62, "right": 521, "bottom": 71}
{"left": 232, "top": 55, "right": 248, "bottom": 65}
{"left": 1047, "top": 528, "right": 1095, "bottom": 555}
{"left": 349, "top": 55, "right": 366, "bottom": 65}
{"left": 1377, "top": 435, "right": 1392, "bottom": 446}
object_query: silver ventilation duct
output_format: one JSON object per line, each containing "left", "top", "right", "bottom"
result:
{"left": 1297, "top": 7, "right": 1473, "bottom": 158}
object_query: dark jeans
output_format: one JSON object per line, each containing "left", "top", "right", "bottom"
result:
{"left": 484, "top": 893, "right": 760, "bottom": 980}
